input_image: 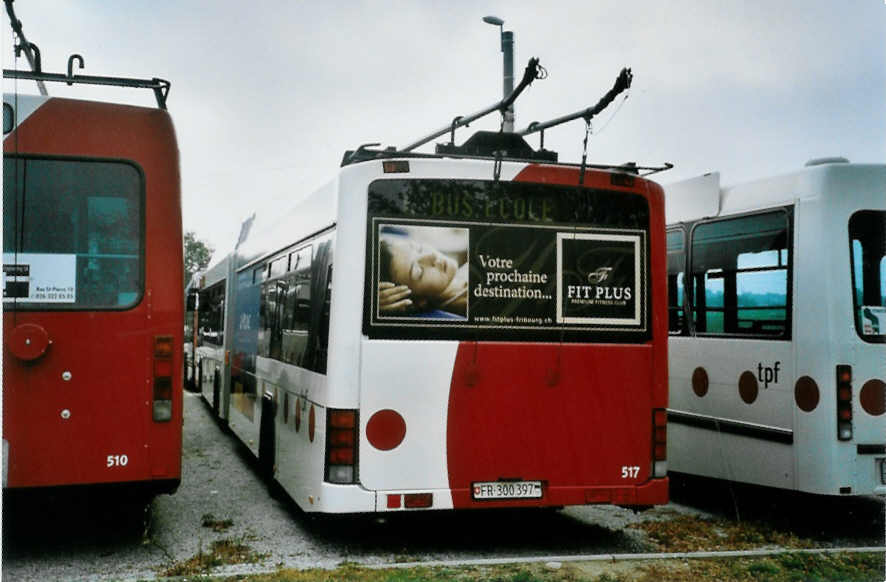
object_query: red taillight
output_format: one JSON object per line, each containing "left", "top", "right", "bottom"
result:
{"left": 329, "top": 430, "right": 355, "bottom": 447}
{"left": 325, "top": 409, "right": 358, "bottom": 484}
{"left": 404, "top": 493, "right": 433, "bottom": 508}
{"left": 153, "top": 377, "right": 173, "bottom": 401}
{"left": 652, "top": 408, "right": 667, "bottom": 477}
{"left": 154, "top": 335, "right": 174, "bottom": 358}
{"left": 328, "top": 447, "right": 354, "bottom": 465}
{"left": 153, "top": 335, "right": 174, "bottom": 422}
{"left": 836, "top": 365, "right": 852, "bottom": 441}
{"left": 330, "top": 410, "right": 357, "bottom": 429}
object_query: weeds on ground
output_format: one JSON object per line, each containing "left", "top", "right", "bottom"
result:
{"left": 202, "top": 513, "right": 235, "bottom": 532}
{"left": 162, "top": 537, "right": 268, "bottom": 577}
{"left": 169, "top": 552, "right": 885, "bottom": 582}
{"left": 629, "top": 514, "right": 817, "bottom": 552}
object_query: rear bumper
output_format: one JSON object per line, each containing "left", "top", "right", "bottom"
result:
{"left": 2, "top": 477, "right": 180, "bottom": 499}
{"left": 452, "top": 478, "right": 669, "bottom": 509}
{"left": 371, "top": 478, "right": 669, "bottom": 512}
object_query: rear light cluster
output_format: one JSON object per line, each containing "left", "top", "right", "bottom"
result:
{"left": 325, "top": 409, "right": 358, "bottom": 484}
{"left": 386, "top": 493, "right": 433, "bottom": 509}
{"left": 652, "top": 408, "right": 667, "bottom": 478}
{"left": 153, "top": 335, "right": 174, "bottom": 422}
{"left": 836, "top": 365, "right": 853, "bottom": 441}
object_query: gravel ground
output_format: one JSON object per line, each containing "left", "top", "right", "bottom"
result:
{"left": 2, "top": 392, "right": 881, "bottom": 581}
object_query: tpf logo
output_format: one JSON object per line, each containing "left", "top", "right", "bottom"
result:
{"left": 587, "top": 267, "right": 613, "bottom": 284}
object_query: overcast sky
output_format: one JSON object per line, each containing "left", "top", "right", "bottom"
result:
{"left": 3, "top": 1, "right": 884, "bottom": 257}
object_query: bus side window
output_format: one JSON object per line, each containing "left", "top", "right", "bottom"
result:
{"left": 281, "top": 246, "right": 312, "bottom": 366}
{"left": 317, "top": 264, "right": 333, "bottom": 372}
{"left": 689, "top": 210, "right": 791, "bottom": 339}
{"left": 666, "top": 228, "right": 686, "bottom": 334}
{"left": 305, "top": 236, "right": 333, "bottom": 375}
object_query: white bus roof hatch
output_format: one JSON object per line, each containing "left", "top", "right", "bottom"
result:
{"left": 664, "top": 172, "right": 721, "bottom": 224}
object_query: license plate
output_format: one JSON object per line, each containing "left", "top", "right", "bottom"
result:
{"left": 472, "top": 480, "right": 543, "bottom": 500}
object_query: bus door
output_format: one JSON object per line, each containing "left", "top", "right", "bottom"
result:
{"left": 847, "top": 209, "right": 886, "bottom": 482}
{"left": 672, "top": 209, "right": 796, "bottom": 487}
{"left": 3, "top": 156, "right": 150, "bottom": 488}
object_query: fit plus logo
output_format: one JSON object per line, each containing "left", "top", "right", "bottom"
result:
{"left": 587, "top": 266, "right": 613, "bottom": 284}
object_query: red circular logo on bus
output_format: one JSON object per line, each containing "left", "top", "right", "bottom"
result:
{"left": 366, "top": 409, "right": 407, "bottom": 451}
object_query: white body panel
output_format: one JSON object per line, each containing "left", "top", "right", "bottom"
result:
{"left": 358, "top": 339, "right": 458, "bottom": 494}
{"left": 221, "top": 158, "right": 533, "bottom": 512}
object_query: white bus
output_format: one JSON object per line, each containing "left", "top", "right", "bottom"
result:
{"left": 197, "top": 131, "right": 673, "bottom": 514}
{"left": 191, "top": 254, "right": 230, "bottom": 417}
{"left": 665, "top": 158, "right": 886, "bottom": 496}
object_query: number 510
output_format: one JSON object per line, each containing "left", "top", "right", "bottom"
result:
{"left": 107, "top": 454, "right": 129, "bottom": 467}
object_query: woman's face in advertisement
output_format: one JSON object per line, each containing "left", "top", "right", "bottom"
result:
{"left": 388, "top": 239, "right": 457, "bottom": 297}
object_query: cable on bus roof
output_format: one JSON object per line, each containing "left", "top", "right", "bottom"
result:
{"left": 400, "top": 57, "right": 546, "bottom": 153}
{"left": 341, "top": 61, "right": 672, "bottom": 176}
{"left": 3, "top": 0, "right": 171, "bottom": 109}
{"left": 517, "top": 67, "right": 633, "bottom": 147}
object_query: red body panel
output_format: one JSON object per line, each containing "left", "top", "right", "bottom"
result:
{"left": 447, "top": 343, "right": 666, "bottom": 507}
{"left": 3, "top": 97, "right": 183, "bottom": 491}
{"left": 445, "top": 164, "right": 669, "bottom": 508}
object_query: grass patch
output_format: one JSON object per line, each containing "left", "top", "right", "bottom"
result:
{"left": 628, "top": 514, "right": 817, "bottom": 552}
{"left": 635, "top": 553, "right": 884, "bottom": 582}
{"left": 167, "top": 553, "right": 885, "bottom": 581}
{"left": 162, "top": 538, "right": 268, "bottom": 577}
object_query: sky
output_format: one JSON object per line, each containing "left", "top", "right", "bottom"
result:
{"left": 3, "top": 1, "right": 885, "bottom": 260}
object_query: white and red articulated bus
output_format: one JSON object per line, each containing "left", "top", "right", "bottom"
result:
{"left": 199, "top": 133, "right": 671, "bottom": 513}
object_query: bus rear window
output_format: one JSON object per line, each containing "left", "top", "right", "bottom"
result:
{"left": 3, "top": 157, "right": 143, "bottom": 309}
{"left": 850, "top": 210, "right": 886, "bottom": 342}
{"left": 363, "top": 178, "right": 651, "bottom": 343}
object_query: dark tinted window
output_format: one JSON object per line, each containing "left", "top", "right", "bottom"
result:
{"left": 666, "top": 228, "right": 686, "bottom": 334}
{"left": 3, "top": 156, "right": 142, "bottom": 309}
{"left": 850, "top": 210, "right": 886, "bottom": 342}
{"left": 198, "top": 284, "right": 225, "bottom": 346}
{"left": 251, "top": 233, "right": 333, "bottom": 374}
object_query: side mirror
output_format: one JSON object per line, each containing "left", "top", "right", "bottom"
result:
{"left": 186, "top": 289, "right": 198, "bottom": 311}
{"left": 3, "top": 103, "right": 14, "bottom": 135}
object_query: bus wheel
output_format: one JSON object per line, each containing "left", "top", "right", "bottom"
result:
{"left": 198, "top": 360, "right": 204, "bottom": 395}
{"left": 183, "top": 355, "right": 192, "bottom": 391}
{"left": 258, "top": 394, "right": 276, "bottom": 482}
{"left": 213, "top": 370, "right": 221, "bottom": 415}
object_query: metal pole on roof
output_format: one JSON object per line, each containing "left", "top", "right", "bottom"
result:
{"left": 483, "top": 15, "right": 515, "bottom": 132}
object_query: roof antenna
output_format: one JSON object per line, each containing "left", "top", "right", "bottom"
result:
{"left": 5, "top": 0, "right": 48, "bottom": 95}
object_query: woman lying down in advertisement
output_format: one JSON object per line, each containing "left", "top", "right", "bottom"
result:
{"left": 377, "top": 227, "right": 468, "bottom": 319}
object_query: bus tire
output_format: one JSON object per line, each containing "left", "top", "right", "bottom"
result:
{"left": 258, "top": 394, "right": 276, "bottom": 481}
{"left": 197, "top": 360, "right": 204, "bottom": 397}
{"left": 212, "top": 370, "right": 221, "bottom": 416}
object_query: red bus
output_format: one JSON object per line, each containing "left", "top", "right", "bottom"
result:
{"left": 3, "top": 85, "right": 183, "bottom": 499}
